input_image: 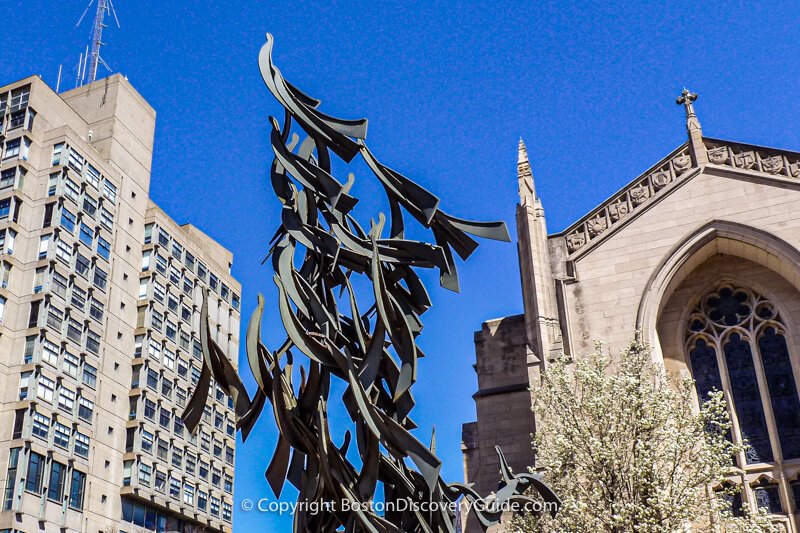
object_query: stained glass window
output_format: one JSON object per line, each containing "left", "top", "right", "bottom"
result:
{"left": 686, "top": 283, "right": 800, "bottom": 467}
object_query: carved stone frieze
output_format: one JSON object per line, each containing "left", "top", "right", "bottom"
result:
{"left": 707, "top": 146, "right": 729, "bottom": 164}
{"left": 733, "top": 150, "right": 756, "bottom": 169}
{"left": 562, "top": 146, "right": 692, "bottom": 254}
{"left": 761, "top": 155, "right": 784, "bottom": 174}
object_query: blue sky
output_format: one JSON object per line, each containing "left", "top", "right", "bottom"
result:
{"left": 4, "top": 1, "right": 800, "bottom": 530}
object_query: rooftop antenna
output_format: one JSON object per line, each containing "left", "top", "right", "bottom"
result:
{"left": 76, "top": 0, "right": 121, "bottom": 85}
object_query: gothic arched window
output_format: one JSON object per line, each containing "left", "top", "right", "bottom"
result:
{"left": 686, "top": 284, "right": 800, "bottom": 465}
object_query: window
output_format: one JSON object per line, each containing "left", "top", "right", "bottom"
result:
{"left": 169, "top": 266, "right": 181, "bottom": 284}
{"left": 3, "top": 447, "right": 20, "bottom": 510}
{"left": 197, "top": 490, "right": 208, "bottom": 511}
{"left": 52, "top": 143, "right": 64, "bottom": 166}
{"left": 82, "top": 363, "right": 97, "bottom": 388}
{"left": 55, "top": 238, "right": 71, "bottom": 263}
{"left": 142, "top": 430, "right": 153, "bottom": 453}
{"left": 210, "top": 496, "right": 220, "bottom": 516}
{"left": 158, "top": 230, "right": 170, "bottom": 247}
{"left": 123, "top": 460, "right": 133, "bottom": 486}
{"left": 141, "top": 250, "right": 151, "bottom": 271}
{"left": 85, "top": 164, "right": 101, "bottom": 189}
{"left": 157, "top": 439, "right": 169, "bottom": 461}
{"left": 97, "top": 236, "right": 111, "bottom": 260}
{"left": 18, "top": 372, "right": 31, "bottom": 400}
{"left": 102, "top": 180, "right": 117, "bottom": 202}
{"left": 86, "top": 329, "right": 100, "bottom": 354}
{"left": 151, "top": 310, "right": 163, "bottom": 332}
{"left": 687, "top": 284, "right": 800, "bottom": 466}
{"left": 79, "top": 224, "right": 93, "bottom": 247}
{"left": 171, "top": 447, "right": 182, "bottom": 468}
{"left": 93, "top": 267, "right": 107, "bottom": 291}
{"left": 138, "top": 463, "right": 152, "bottom": 486}
{"left": 100, "top": 207, "right": 113, "bottom": 230}
{"left": 199, "top": 461, "right": 209, "bottom": 479}
{"left": 32, "top": 412, "right": 50, "bottom": 439}
{"left": 78, "top": 397, "right": 94, "bottom": 421}
{"left": 225, "top": 445, "right": 234, "bottom": 465}
{"left": 60, "top": 208, "right": 76, "bottom": 232}
{"left": 38, "top": 375, "right": 55, "bottom": 402}
{"left": 232, "top": 293, "right": 240, "bottom": 310}
{"left": 89, "top": 298, "right": 104, "bottom": 322}
{"left": 47, "top": 305, "right": 63, "bottom": 332}
{"left": 166, "top": 321, "right": 177, "bottom": 342}
{"left": 75, "top": 253, "right": 90, "bottom": 278}
{"left": 224, "top": 473, "right": 233, "bottom": 493}
{"left": 185, "top": 450, "right": 195, "bottom": 473}
{"left": 82, "top": 195, "right": 97, "bottom": 218}
{"left": 3, "top": 139, "right": 20, "bottom": 160}
{"left": 65, "top": 178, "right": 80, "bottom": 202}
{"left": 154, "top": 470, "right": 166, "bottom": 493}
{"left": 169, "top": 477, "right": 180, "bottom": 499}
{"left": 1, "top": 168, "right": 16, "bottom": 190}
{"left": 0, "top": 199, "right": 9, "bottom": 221}
{"left": 71, "top": 285, "right": 86, "bottom": 309}
{"left": 38, "top": 234, "right": 50, "bottom": 260}
{"left": 223, "top": 501, "right": 232, "bottom": 522}
{"left": 139, "top": 278, "right": 149, "bottom": 300}
{"left": 147, "top": 369, "right": 159, "bottom": 390}
{"left": 153, "top": 281, "right": 165, "bottom": 303}
{"left": 74, "top": 432, "right": 90, "bottom": 458}
{"left": 185, "top": 252, "right": 195, "bottom": 271}
{"left": 54, "top": 422, "right": 70, "bottom": 448}
{"left": 47, "top": 461, "right": 66, "bottom": 501}
{"left": 2, "top": 228, "right": 15, "bottom": 255}
{"left": 183, "top": 482, "right": 194, "bottom": 505}
{"left": 58, "top": 387, "right": 76, "bottom": 412}
{"left": 41, "top": 338, "right": 59, "bottom": 366}
{"left": 212, "top": 468, "right": 221, "bottom": 487}
{"left": 197, "top": 262, "right": 207, "bottom": 281}
{"left": 144, "top": 399, "right": 156, "bottom": 420}
{"left": 63, "top": 351, "right": 79, "bottom": 378}
{"left": 68, "top": 470, "right": 86, "bottom": 509}
{"left": 51, "top": 271, "right": 68, "bottom": 299}
{"left": 25, "top": 452, "right": 44, "bottom": 494}
{"left": 159, "top": 407, "right": 171, "bottom": 428}
{"left": 23, "top": 336, "right": 35, "bottom": 364}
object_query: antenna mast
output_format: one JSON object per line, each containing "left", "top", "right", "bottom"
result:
{"left": 77, "top": 0, "right": 120, "bottom": 85}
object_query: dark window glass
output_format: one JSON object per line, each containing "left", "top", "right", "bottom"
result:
{"left": 758, "top": 327, "right": 800, "bottom": 459}
{"left": 724, "top": 333, "right": 773, "bottom": 463}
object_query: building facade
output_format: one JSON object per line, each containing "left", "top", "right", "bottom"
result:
{"left": 0, "top": 75, "right": 240, "bottom": 533}
{"left": 463, "top": 94, "right": 800, "bottom": 532}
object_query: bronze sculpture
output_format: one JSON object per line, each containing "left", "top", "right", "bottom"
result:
{"left": 182, "top": 33, "right": 560, "bottom": 532}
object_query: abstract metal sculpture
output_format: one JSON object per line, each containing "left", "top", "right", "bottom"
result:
{"left": 183, "top": 33, "right": 560, "bottom": 532}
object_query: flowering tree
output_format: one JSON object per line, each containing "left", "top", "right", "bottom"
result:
{"left": 511, "top": 340, "right": 775, "bottom": 533}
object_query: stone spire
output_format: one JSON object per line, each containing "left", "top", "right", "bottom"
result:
{"left": 676, "top": 88, "right": 708, "bottom": 165}
{"left": 515, "top": 139, "right": 563, "bottom": 374}
{"left": 517, "top": 138, "right": 536, "bottom": 206}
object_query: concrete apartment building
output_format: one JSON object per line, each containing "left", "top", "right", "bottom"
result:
{"left": 464, "top": 93, "right": 800, "bottom": 532}
{"left": 0, "top": 74, "right": 240, "bottom": 533}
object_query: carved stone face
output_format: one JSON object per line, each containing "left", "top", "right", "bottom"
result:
{"left": 586, "top": 217, "right": 607, "bottom": 237}
{"left": 608, "top": 202, "right": 629, "bottom": 221}
{"left": 707, "top": 146, "right": 729, "bottom": 164}
{"left": 673, "top": 154, "right": 691, "bottom": 172}
{"left": 762, "top": 155, "right": 784, "bottom": 174}
{"left": 630, "top": 184, "right": 650, "bottom": 205}
{"left": 566, "top": 232, "right": 586, "bottom": 252}
{"left": 651, "top": 170, "right": 672, "bottom": 189}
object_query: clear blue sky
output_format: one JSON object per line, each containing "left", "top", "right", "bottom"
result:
{"left": 4, "top": 1, "right": 800, "bottom": 530}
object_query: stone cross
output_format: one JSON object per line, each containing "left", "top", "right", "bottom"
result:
{"left": 676, "top": 88, "right": 701, "bottom": 133}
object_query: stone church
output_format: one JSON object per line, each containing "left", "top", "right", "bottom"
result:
{"left": 462, "top": 91, "right": 800, "bottom": 532}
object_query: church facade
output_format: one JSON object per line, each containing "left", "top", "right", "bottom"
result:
{"left": 462, "top": 91, "right": 800, "bottom": 532}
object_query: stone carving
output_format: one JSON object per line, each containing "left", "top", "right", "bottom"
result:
{"left": 586, "top": 215, "right": 608, "bottom": 237}
{"left": 566, "top": 231, "right": 586, "bottom": 252}
{"left": 707, "top": 146, "right": 729, "bottom": 164}
{"left": 761, "top": 155, "right": 784, "bottom": 174}
{"left": 607, "top": 201, "right": 630, "bottom": 221}
{"left": 630, "top": 183, "right": 650, "bottom": 206}
{"left": 790, "top": 162, "right": 800, "bottom": 178}
{"left": 672, "top": 154, "right": 692, "bottom": 173}
{"left": 734, "top": 150, "right": 756, "bottom": 169}
{"left": 651, "top": 170, "right": 672, "bottom": 190}
{"left": 562, "top": 146, "right": 691, "bottom": 255}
